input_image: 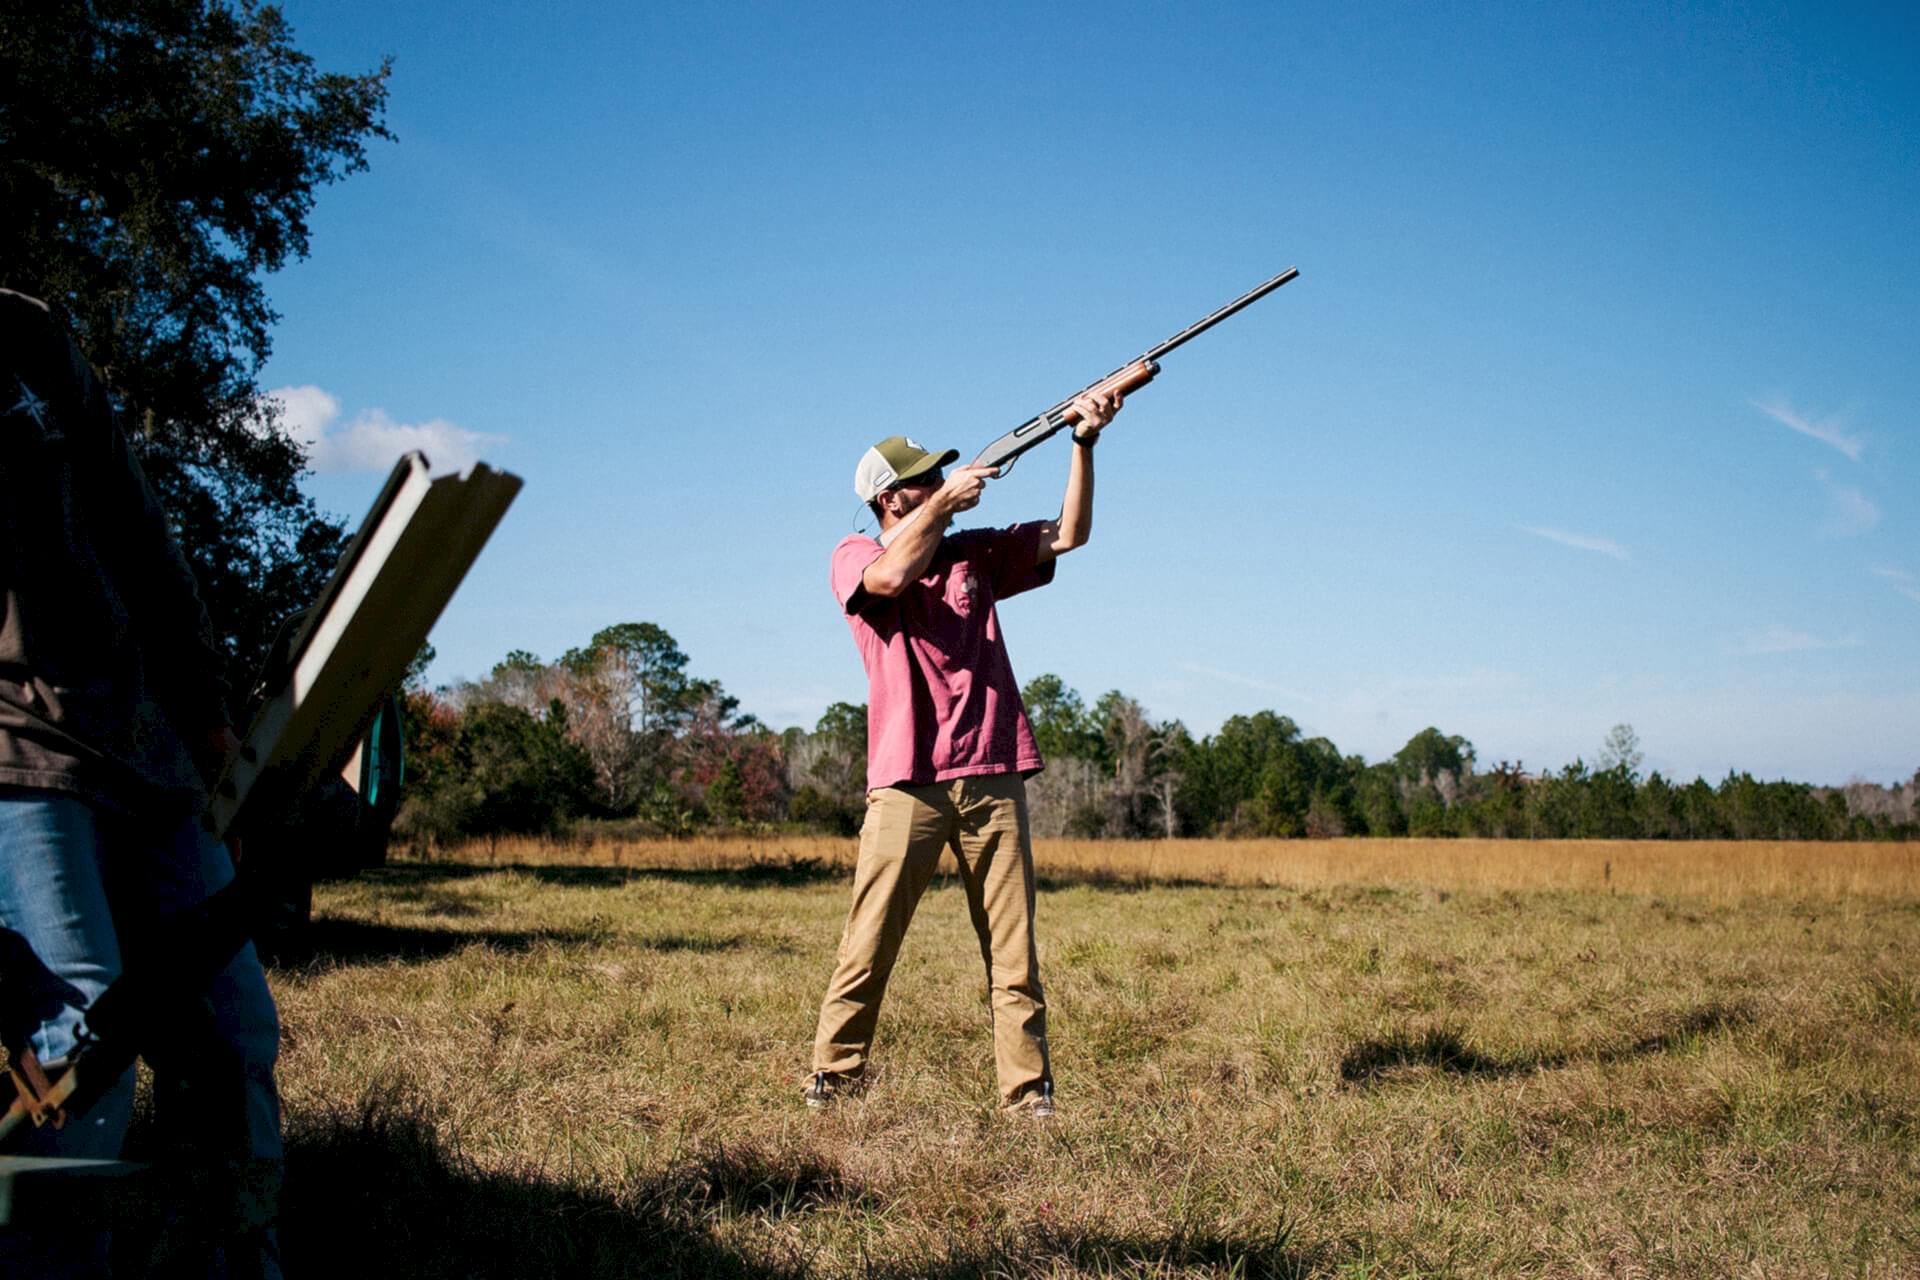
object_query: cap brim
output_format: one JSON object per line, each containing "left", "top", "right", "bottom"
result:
{"left": 896, "top": 448, "right": 960, "bottom": 483}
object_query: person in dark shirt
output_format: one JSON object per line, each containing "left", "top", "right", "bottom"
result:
{"left": 0, "top": 289, "right": 282, "bottom": 1278}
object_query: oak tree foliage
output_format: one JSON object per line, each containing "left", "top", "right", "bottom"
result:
{"left": 1, "top": 0, "right": 392, "bottom": 707}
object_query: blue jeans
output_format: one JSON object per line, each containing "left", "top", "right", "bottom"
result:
{"left": 0, "top": 787, "right": 282, "bottom": 1274}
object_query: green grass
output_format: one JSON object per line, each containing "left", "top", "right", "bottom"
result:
{"left": 251, "top": 859, "right": 1919, "bottom": 1277}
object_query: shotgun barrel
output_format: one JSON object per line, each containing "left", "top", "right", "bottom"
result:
{"left": 1144, "top": 266, "right": 1299, "bottom": 362}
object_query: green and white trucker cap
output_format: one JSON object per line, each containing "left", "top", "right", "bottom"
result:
{"left": 853, "top": 435, "right": 960, "bottom": 502}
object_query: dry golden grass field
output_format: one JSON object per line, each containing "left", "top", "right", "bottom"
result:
{"left": 224, "top": 838, "right": 1919, "bottom": 1277}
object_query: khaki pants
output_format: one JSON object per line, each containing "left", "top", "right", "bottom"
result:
{"left": 811, "top": 773, "right": 1050, "bottom": 1105}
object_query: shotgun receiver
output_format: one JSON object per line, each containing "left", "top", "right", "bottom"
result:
{"left": 971, "top": 266, "right": 1299, "bottom": 475}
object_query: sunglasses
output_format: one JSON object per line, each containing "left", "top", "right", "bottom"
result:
{"left": 892, "top": 469, "right": 943, "bottom": 490}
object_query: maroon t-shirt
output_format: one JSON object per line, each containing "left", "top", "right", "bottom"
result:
{"left": 831, "top": 521, "right": 1055, "bottom": 791}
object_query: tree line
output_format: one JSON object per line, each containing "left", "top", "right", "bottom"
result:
{"left": 398, "top": 624, "right": 784, "bottom": 841}
{"left": 397, "top": 624, "right": 1919, "bottom": 844}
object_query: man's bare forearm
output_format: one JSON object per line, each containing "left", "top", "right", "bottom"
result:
{"left": 1053, "top": 439, "right": 1094, "bottom": 552}
{"left": 863, "top": 504, "right": 954, "bottom": 595}
{"left": 863, "top": 465, "right": 995, "bottom": 596}
{"left": 1041, "top": 388, "right": 1120, "bottom": 561}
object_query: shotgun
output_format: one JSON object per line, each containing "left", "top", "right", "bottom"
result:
{"left": 972, "top": 266, "right": 1299, "bottom": 475}
{"left": 877, "top": 268, "right": 1298, "bottom": 547}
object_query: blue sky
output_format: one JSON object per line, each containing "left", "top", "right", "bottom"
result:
{"left": 264, "top": 1, "right": 1917, "bottom": 786}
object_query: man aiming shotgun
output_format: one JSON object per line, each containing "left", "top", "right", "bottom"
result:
{"left": 806, "top": 267, "right": 1296, "bottom": 1115}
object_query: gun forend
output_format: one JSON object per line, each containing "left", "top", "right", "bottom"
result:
{"left": 1059, "top": 358, "right": 1159, "bottom": 423}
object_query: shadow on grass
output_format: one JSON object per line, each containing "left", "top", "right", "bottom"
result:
{"left": 373, "top": 859, "right": 1243, "bottom": 896}
{"left": 245, "top": 1097, "right": 1329, "bottom": 1279}
{"left": 282, "top": 919, "right": 755, "bottom": 971}
{"left": 1034, "top": 870, "right": 1227, "bottom": 893}
{"left": 643, "top": 933, "right": 747, "bottom": 954}
{"left": 369, "top": 860, "right": 849, "bottom": 891}
{"left": 296, "top": 917, "right": 610, "bottom": 966}
{"left": 1339, "top": 1002, "right": 1755, "bottom": 1088}
{"left": 1339, "top": 1028, "right": 1517, "bottom": 1083}
{"left": 279, "top": 1101, "right": 819, "bottom": 1279}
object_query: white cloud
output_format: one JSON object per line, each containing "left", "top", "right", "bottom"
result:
{"left": 265, "top": 384, "right": 507, "bottom": 474}
{"left": 1752, "top": 395, "right": 1864, "bottom": 461}
{"left": 267, "top": 383, "right": 339, "bottom": 448}
{"left": 1735, "top": 624, "right": 1860, "bottom": 655}
{"left": 1815, "top": 469, "right": 1879, "bottom": 536}
{"left": 1519, "top": 525, "right": 1631, "bottom": 561}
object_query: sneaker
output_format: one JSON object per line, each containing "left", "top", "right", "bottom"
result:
{"left": 804, "top": 1071, "right": 866, "bottom": 1108}
{"left": 1015, "top": 1080, "right": 1056, "bottom": 1119}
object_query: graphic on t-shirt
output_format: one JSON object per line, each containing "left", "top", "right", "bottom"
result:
{"left": 949, "top": 570, "right": 982, "bottom": 617}
{"left": 10, "top": 378, "right": 56, "bottom": 439}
